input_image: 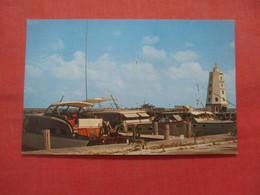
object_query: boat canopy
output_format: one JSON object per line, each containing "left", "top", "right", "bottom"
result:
{"left": 190, "top": 111, "right": 213, "bottom": 116}
{"left": 50, "top": 101, "right": 94, "bottom": 108}
{"left": 137, "top": 112, "right": 150, "bottom": 117}
{"left": 85, "top": 97, "right": 115, "bottom": 103}
{"left": 122, "top": 113, "right": 139, "bottom": 118}
{"left": 173, "top": 114, "right": 182, "bottom": 121}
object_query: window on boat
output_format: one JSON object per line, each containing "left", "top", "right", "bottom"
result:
{"left": 45, "top": 107, "right": 54, "bottom": 114}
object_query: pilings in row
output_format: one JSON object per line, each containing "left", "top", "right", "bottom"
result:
{"left": 152, "top": 121, "right": 192, "bottom": 139}
{"left": 152, "top": 121, "right": 170, "bottom": 140}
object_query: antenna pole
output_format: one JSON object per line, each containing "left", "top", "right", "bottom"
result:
{"left": 135, "top": 42, "right": 139, "bottom": 109}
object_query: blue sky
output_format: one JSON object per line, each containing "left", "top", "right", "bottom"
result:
{"left": 24, "top": 19, "right": 235, "bottom": 108}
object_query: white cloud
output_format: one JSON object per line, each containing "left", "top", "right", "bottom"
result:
{"left": 42, "top": 51, "right": 85, "bottom": 79}
{"left": 122, "top": 61, "right": 160, "bottom": 82}
{"left": 165, "top": 62, "right": 208, "bottom": 82}
{"left": 87, "top": 53, "right": 162, "bottom": 105}
{"left": 229, "top": 42, "right": 235, "bottom": 49}
{"left": 142, "top": 46, "right": 166, "bottom": 60}
{"left": 171, "top": 50, "right": 198, "bottom": 62}
{"left": 25, "top": 65, "right": 42, "bottom": 77}
{"left": 121, "top": 61, "right": 161, "bottom": 98}
{"left": 162, "top": 62, "right": 209, "bottom": 107}
{"left": 52, "top": 39, "right": 65, "bottom": 50}
{"left": 88, "top": 53, "right": 122, "bottom": 91}
{"left": 143, "top": 36, "right": 159, "bottom": 44}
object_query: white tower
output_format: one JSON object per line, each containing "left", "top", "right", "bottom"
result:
{"left": 206, "top": 63, "right": 228, "bottom": 113}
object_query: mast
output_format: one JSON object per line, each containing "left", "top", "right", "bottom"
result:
{"left": 136, "top": 59, "right": 139, "bottom": 109}
{"left": 85, "top": 20, "right": 88, "bottom": 100}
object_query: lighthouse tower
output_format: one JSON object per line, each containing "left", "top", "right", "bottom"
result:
{"left": 206, "top": 63, "right": 228, "bottom": 113}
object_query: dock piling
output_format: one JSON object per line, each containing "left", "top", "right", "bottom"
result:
{"left": 187, "top": 121, "right": 192, "bottom": 138}
{"left": 153, "top": 121, "right": 159, "bottom": 135}
{"left": 164, "top": 124, "right": 170, "bottom": 140}
{"left": 43, "top": 129, "right": 51, "bottom": 150}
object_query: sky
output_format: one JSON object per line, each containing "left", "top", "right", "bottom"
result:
{"left": 24, "top": 19, "right": 236, "bottom": 108}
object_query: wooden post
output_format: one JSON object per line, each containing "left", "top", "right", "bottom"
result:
{"left": 180, "top": 135, "right": 184, "bottom": 145}
{"left": 123, "top": 120, "right": 128, "bottom": 132}
{"left": 164, "top": 124, "right": 170, "bottom": 140}
{"left": 132, "top": 124, "right": 137, "bottom": 140}
{"left": 153, "top": 121, "right": 159, "bottom": 135}
{"left": 43, "top": 129, "right": 51, "bottom": 150}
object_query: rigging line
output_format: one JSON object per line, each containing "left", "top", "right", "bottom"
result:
{"left": 196, "top": 82, "right": 200, "bottom": 93}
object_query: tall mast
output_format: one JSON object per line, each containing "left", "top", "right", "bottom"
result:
{"left": 85, "top": 20, "right": 88, "bottom": 100}
{"left": 136, "top": 59, "right": 139, "bottom": 109}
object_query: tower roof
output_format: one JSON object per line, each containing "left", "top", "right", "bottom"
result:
{"left": 213, "top": 63, "right": 219, "bottom": 72}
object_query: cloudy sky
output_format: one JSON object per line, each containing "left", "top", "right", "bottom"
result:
{"left": 24, "top": 19, "right": 235, "bottom": 108}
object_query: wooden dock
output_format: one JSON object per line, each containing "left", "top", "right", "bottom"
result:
{"left": 22, "top": 132, "right": 237, "bottom": 155}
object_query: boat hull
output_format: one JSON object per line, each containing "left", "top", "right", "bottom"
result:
{"left": 192, "top": 121, "right": 236, "bottom": 136}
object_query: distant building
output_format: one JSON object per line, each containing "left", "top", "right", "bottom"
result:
{"left": 174, "top": 105, "right": 194, "bottom": 112}
{"left": 206, "top": 64, "right": 228, "bottom": 113}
